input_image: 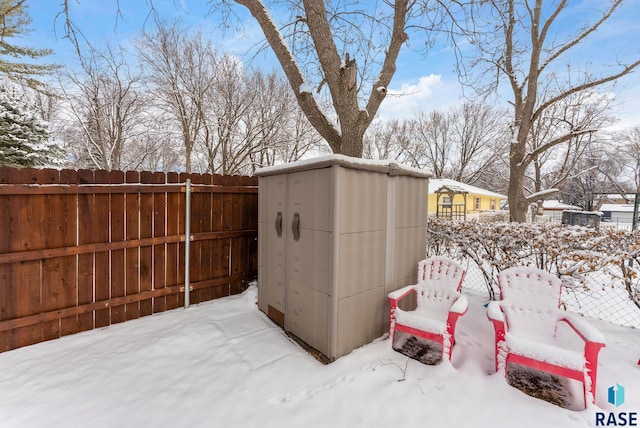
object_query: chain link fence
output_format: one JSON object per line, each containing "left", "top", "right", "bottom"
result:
{"left": 425, "top": 218, "right": 640, "bottom": 329}
{"left": 456, "top": 256, "right": 640, "bottom": 329}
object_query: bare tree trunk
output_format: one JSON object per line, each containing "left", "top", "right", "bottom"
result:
{"left": 233, "top": 0, "right": 409, "bottom": 158}
{"left": 468, "top": 0, "right": 639, "bottom": 221}
{"left": 508, "top": 160, "right": 528, "bottom": 222}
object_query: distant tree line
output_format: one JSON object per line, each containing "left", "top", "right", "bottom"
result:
{"left": 50, "top": 20, "right": 328, "bottom": 175}
{"left": 364, "top": 103, "right": 640, "bottom": 205}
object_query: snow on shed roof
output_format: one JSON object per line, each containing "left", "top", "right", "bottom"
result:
{"left": 542, "top": 200, "right": 581, "bottom": 210}
{"left": 254, "top": 155, "right": 432, "bottom": 178}
{"left": 428, "top": 178, "right": 507, "bottom": 199}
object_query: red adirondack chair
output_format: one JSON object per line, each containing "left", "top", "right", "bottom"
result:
{"left": 388, "top": 256, "right": 467, "bottom": 363}
{"left": 487, "top": 266, "right": 606, "bottom": 407}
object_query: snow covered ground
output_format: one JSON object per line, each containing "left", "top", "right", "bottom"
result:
{"left": 0, "top": 285, "right": 638, "bottom": 428}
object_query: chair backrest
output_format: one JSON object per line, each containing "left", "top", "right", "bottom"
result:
{"left": 497, "top": 266, "right": 562, "bottom": 339}
{"left": 418, "top": 257, "right": 466, "bottom": 292}
{"left": 416, "top": 280, "right": 461, "bottom": 318}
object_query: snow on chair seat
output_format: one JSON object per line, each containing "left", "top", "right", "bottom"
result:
{"left": 487, "top": 266, "right": 605, "bottom": 408}
{"left": 388, "top": 257, "right": 467, "bottom": 363}
{"left": 504, "top": 334, "right": 586, "bottom": 371}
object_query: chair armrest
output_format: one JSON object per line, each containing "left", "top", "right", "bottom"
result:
{"left": 487, "top": 301, "right": 505, "bottom": 323}
{"left": 388, "top": 284, "right": 417, "bottom": 337}
{"left": 387, "top": 285, "right": 417, "bottom": 302}
{"left": 450, "top": 294, "right": 468, "bottom": 315}
{"left": 560, "top": 313, "right": 606, "bottom": 345}
{"left": 486, "top": 300, "right": 506, "bottom": 373}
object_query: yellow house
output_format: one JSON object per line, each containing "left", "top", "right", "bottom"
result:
{"left": 428, "top": 178, "right": 507, "bottom": 220}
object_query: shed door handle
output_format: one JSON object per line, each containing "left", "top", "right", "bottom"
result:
{"left": 292, "top": 213, "right": 300, "bottom": 241}
{"left": 275, "top": 212, "right": 283, "bottom": 237}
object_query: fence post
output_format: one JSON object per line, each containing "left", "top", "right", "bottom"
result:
{"left": 632, "top": 191, "right": 639, "bottom": 232}
{"left": 184, "top": 179, "right": 192, "bottom": 308}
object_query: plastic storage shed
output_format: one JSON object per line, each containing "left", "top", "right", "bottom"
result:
{"left": 256, "top": 155, "right": 430, "bottom": 361}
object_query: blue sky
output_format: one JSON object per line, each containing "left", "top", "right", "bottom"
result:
{"left": 23, "top": 0, "right": 640, "bottom": 129}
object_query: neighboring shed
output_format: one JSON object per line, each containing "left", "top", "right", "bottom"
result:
{"left": 561, "top": 210, "right": 602, "bottom": 228}
{"left": 541, "top": 200, "right": 581, "bottom": 222}
{"left": 428, "top": 178, "right": 507, "bottom": 219}
{"left": 599, "top": 204, "right": 635, "bottom": 224}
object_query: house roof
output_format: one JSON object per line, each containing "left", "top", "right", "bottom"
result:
{"left": 598, "top": 194, "right": 636, "bottom": 201}
{"left": 428, "top": 178, "right": 507, "bottom": 199}
{"left": 542, "top": 200, "right": 581, "bottom": 210}
{"left": 599, "top": 204, "right": 636, "bottom": 213}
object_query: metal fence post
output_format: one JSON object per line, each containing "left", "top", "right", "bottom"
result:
{"left": 632, "top": 191, "right": 639, "bottom": 232}
{"left": 184, "top": 179, "right": 192, "bottom": 308}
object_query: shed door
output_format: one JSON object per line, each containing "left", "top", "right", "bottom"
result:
{"left": 285, "top": 168, "right": 332, "bottom": 356}
{"left": 257, "top": 174, "right": 287, "bottom": 326}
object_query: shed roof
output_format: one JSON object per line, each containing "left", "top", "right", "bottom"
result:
{"left": 255, "top": 155, "right": 432, "bottom": 178}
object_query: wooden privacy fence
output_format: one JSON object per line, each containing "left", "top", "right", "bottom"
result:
{"left": 0, "top": 167, "right": 258, "bottom": 352}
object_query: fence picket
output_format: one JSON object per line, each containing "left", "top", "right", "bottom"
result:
{"left": 166, "top": 172, "right": 180, "bottom": 311}
{"left": 40, "top": 168, "right": 63, "bottom": 342}
{"left": 125, "top": 171, "right": 141, "bottom": 321}
{"left": 152, "top": 171, "right": 167, "bottom": 314}
{"left": 0, "top": 168, "right": 16, "bottom": 350}
{"left": 139, "top": 171, "right": 154, "bottom": 317}
{"left": 59, "top": 169, "right": 79, "bottom": 337}
{"left": 77, "top": 169, "right": 95, "bottom": 333}
{"left": 110, "top": 170, "right": 126, "bottom": 324}
{"left": 94, "top": 170, "right": 111, "bottom": 328}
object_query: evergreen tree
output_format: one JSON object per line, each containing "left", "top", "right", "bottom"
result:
{"left": 0, "top": 0, "right": 57, "bottom": 91}
{"left": 0, "top": 85, "right": 63, "bottom": 167}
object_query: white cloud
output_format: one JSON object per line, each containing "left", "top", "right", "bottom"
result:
{"left": 606, "top": 81, "right": 640, "bottom": 131}
{"left": 376, "top": 74, "right": 462, "bottom": 121}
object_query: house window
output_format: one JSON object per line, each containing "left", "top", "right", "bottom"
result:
{"left": 442, "top": 196, "right": 451, "bottom": 206}
{"left": 474, "top": 197, "right": 480, "bottom": 210}
{"left": 490, "top": 199, "right": 496, "bottom": 210}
